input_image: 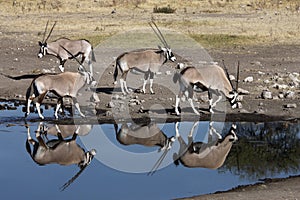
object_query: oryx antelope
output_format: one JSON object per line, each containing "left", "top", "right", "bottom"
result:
{"left": 173, "top": 63, "right": 240, "bottom": 115}
{"left": 43, "top": 123, "right": 93, "bottom": 138}
{"left": 26, "top": 123, "right": 96, "bottom": 190}
{"left": 113, "top": 21, "right": 176, "bottom": 95}
{"left": 114, "top": 123, "right": 175, "bottom": 151}
{"left": 173, "top": 121, "right": 238, "bottom": 169}
{"left": 38, "top": 21, "right": 96, "bottom": 75}
{"left": 24, "top": 67, "right": 96, "bottom": 119}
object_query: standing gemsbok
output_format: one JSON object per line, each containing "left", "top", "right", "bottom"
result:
{"left": 38, "top": 21, "right": 96, "bottom": 75}
{"left": 113, "top": 21, "right": 176, "bottom": 95}
{"left": 24, "top": 66, "right": 96, "bottom": 119}
{"left": 173, "top": 121, "right": 238, "bottom": 169}
{"left": 26, "top": 122, "right": 96, "bottom": 191}
{"left": 173, "top": 63, "right": 240, "bottom": 115}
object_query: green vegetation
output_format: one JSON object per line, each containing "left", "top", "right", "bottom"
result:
{"left": 190, "top": 34, "right": 258, "bottom": 48}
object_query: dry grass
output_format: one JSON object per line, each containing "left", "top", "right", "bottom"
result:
{"left": 0, "top": 0, "right": 299, "bottom": 47}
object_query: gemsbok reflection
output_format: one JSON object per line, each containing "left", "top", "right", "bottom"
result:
{"left": 25, "top": 122, "right": 96, "bottom": 191}
{"left": 114, "top": 123, "right": 175, "bottom": 151}
{"left": 173, "top": 121, "right": 238, "bottom": 169}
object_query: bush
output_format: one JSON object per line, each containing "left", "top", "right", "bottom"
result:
{"left": 153, "top": 5, "right": 176, "bottom": 14}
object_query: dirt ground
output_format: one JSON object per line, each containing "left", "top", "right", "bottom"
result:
{"left": 0, "top": 0, "right": 300, "bottom": 198}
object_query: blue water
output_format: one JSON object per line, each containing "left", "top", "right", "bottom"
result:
{"left": 0, "top": 103, "right": 299, "bottom": 200}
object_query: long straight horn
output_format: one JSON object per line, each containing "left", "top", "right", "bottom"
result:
{"left": 60, "top": 165, "right": 87, "bottom": 191}
{"left": 222, "top": 60, "right": 234, "bottom": 89}
{"left": 149, "top": 21, "right": 169, "bottom": 48}
{"left": 236, "top": 61, "right": 240, "bottom": 91}
{"left": 42, "top": 20, "right": 49, "bottom": 42}
{"left": 45, "top": 21, "right": 57, "bottom": 43}
{"left": 60, "top": 45, "right": 88, "bottom": 72}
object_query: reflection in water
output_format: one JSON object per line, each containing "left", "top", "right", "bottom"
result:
{"left": 25, "top": 122, "right": 96, "bottom": 190}
{"left": 114, "top": 123, "right": 175, "bottom": 151}
{"left": 223, "top": 122, "right": 300, "bottom": 180}
{"left": 3, "top": 115, "right": 298, "bottom": 198}
{"left": 173, "top": 121, "right": 238, "bottom": 169}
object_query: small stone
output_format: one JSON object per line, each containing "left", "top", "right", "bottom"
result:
{"left": 165, "top": 70, "right": 172, "bottom": 75}
{"left": 229, "top": 75, "right": 235, "bottom": 81}
{"left": 261, "top": 90, "right": 272, "bottom": 99}
{"left": 285, "top": 103, "right": 297, "bottom": 108}
{"left": 238, "top": 88, "right": 250, "bottom": 95}
{"left": 244, "top": 76, "right": 254, "bottom": 83}
{"left": 285, "top": 91, "right": 295, "bottom": 99}
{"left": 278, "top": 93, "right": 284, "bottom": 99}
{"left": 258, "top": 71, "right": 265, "bottom": 75}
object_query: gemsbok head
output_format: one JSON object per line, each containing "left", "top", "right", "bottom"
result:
{"left": 113, "top": 21, "right": 176, "bottom": 95}
{"left": 173, "top": 121, "right": 238, "bottom": 169}
{"left": 173, "top": 62, "right": 241, "bottom": 115}
{"left": 26, "top": 122, "right": 96, "bottom": 190}
{"left": 38, "top": 21, "right": 96, "bottom": 75}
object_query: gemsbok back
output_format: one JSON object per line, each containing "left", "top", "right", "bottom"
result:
{"left": 173, "top": 121, "right": 238, "bottom": 169}
{"left": 24, "top": 66, "right": 96, "bottom": 119}
{"left": 26, "top": 122, "right": 96, "bottom": 190}
{"left": 173, "top": 62, "right": 240, "bottom": 115}
{"left": 114, "top": 123, "right": 175, "bottom": 151}
{"left": 113, "top": 21, "right": 176, "bottom": 95}
{"left": 38, "top": 21, "right": 96, "bottom": 75}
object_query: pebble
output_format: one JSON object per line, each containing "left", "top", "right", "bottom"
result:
{"left": 285, "top": 91, "right": 295, "bottom": 99}
{"left": 261, "top": 90, "right": 272, "bottom": 99}
{"left": 244, "top": 76, "right": 254, "bottom": 83}
{"left": 285, "top": 103, "right": 297, "bottom": 108}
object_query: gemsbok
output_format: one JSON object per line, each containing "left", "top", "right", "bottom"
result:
{"left": 114, "top": 123, "right": 175, "bottom": 151}
{"left": 173, "top": 121, "right": 238, "bottom": 169}
{"left": 173, "top": 62, "right": 240, "bottom": 115}
{"left": 38, "top": 21, "right": 96, "bottom": 75}
{"left": 113, "top": 21, "right": 176, "bottom": 95}
{"left": 24, "top": 66, "right": 96, "bottom": 119}
{"left": 26, "top": 122, "right": 96, "bottom": 190}
{"left": 43, "top": 123, "right": 93, "bottom": 138}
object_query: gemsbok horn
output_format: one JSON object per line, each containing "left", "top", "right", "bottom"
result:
{"left": 173, "top": 62, "right": 240, "bottom": 115}
{"left": 38, "top": 20, "right": 96, "bottom": 75}
{"left": 25, "top": 122, "right": 96, "bottom": 191}
{"left": 113, "top": 21, "right": 176, "bottom": 95}
{"left": 173, "top": 121, "right": 238, "bottom": 169}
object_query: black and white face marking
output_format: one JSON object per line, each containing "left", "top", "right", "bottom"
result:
{"left": 229, "top": 91, "right": 239, "bottom": 109}
{"left": 38, "top": 42, "right": 47, "bottom": 58}
{"left": 228, "top": 124, "right": 238, "bottom": 142}
{"left": 167, "top": 48, "right": 176, "bottom": 62}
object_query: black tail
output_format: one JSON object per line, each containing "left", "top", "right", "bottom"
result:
{"left": 91, "top": 48, "right": 96, "bottom": 62}
{"left": 173, "top": 72, "right": 180, "bottom": 83}
{"left": 113, "top": 60, "right": 119, "bottom": 83}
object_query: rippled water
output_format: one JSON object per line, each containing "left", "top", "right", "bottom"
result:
{"left": 0, "top": 102, "right": 299, "bottom": 200}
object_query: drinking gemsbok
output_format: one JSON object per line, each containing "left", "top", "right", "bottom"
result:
{"left": 173, "top": 63, "right": 240, "bottom": 115}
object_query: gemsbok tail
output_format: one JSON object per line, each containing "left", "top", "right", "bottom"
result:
{"left": 113, "top": 60, "right": 119, "bottom": 84}
{"left": 173, "top": 72, "right": 180, "bottom": 83}
{"left": 91, "top": 48, "right": 96, "bottom": 62}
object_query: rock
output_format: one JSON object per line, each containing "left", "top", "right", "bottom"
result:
{"left": 285, "top": 103, "right": 297, "bottom": 108}
{"left": 251, "top": 61, "right": 262, "bottom": 67}
{"left": 261, "top": 90, "right": 272, "bottom": 99}
{"left": 165, "top": 70, "right": 172, "bottom": 75}
{"left": 285, "top": 91, "right": 295, "bottom": 99}
{"left": 244, "top": 76, "right": 254, "bottom": 83}
{"left": 238, "top": 88, "right": 250, "bottom": 95}
{"left": 289, "top": 73, "right": 300, "bottom": 87}
{"left": 278, "top": 93, "right": 285, "bottom": 99}
{"left": 272, "top": 83, "right": 289, "bottom": 90}
{"left": 258, "top": 71, "right": 265, "bottom": 75}
{"left": 229, "top": 75, "right": 235, "bottom": 81}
